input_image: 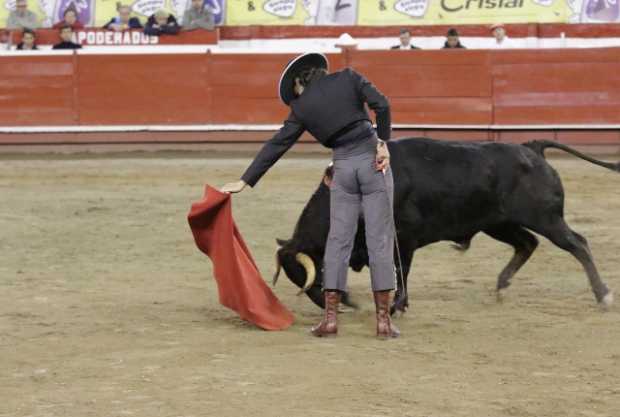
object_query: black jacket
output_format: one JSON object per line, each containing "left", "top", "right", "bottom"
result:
{"left": 16, "top": 42, "right": 38, "bottom": 50}
{"left": 391, "top": 44, "right": 420, "bottom": 50}
{"left": 103, "top": 17, "right": 143, "bottom": 29}
{"left": 442, "top": 41, "right": 466, "bottom": 49}
{"left": 241, "top": 68, "right": 391, "bottom": 187}
{"left": 144, "top": 15, "right": 180, "bottom": 36}
{"left": 52, "top": 41, "right": 82, "bottom": 50}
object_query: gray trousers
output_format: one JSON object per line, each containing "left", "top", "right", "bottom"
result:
{"left": 323, "top": 135, "right": 396, "bottom": 292}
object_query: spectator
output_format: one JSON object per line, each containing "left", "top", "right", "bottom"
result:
{"left": 52, "top": 25, "right": 82, "bottom": 50}
{"left": 104, "top": 4, "right": 143, "bottom": 31}
{"left": 391, "top": 28, "right": 420, "bottom": 50}
{"left": 52, "top": 6, "right": 85, "bottom": 31}
{"left": 16, "top": 28, "right": 38, "bottom": 50}
{"left": 183, "top": 0, "right": 215, "bottom": 31}
{"left": 144, "top": 9, "right": 180, "bottom": 36}
{"left": 490, "top": 23, "right": 514, "bottom": 48}
{"left": 1, "top": 29, "right": 12, "bottom": 50}
{"left": 442, "top": 28, "right": 465, "bottom": 49}
{"left": 6, "top": 0, "right": 39, "bottom": 30}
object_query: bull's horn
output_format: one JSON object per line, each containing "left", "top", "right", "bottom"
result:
{"left": 295, "top": 252, "right": 316, "bottom": 296}
{"left": 272, "top": 250, "right": 282, "bottom": 286}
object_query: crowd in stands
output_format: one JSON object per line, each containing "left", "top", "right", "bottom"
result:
{"left": 1, "top": 0, "right": 215, "bottom": 50}
{"left": 391, "top": 26, "right": 512, "bottom": 50}
{"left": 0, "top": 0, "right": 516, "bottom": 51}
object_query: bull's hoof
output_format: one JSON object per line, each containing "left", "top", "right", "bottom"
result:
{"left": 599, "top": 291, "right": 614, "bottom": 310}
{"left": 392, "top": 308, "right": 407, "bottom": 319}
{"left": 389, "top": 303, "right": 408, "bottom": 317}
{"left": 496, "top": 288, "right": 509, "bottom": 303}
{"left": 390, "top": 292, "right": 409, "bottom": 317}
{"left": 340, "top": 293, "right": 358, "bottom": 310}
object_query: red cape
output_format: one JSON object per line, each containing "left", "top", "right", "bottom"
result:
{"left": 188, "top": 185, "right": 294, "bottom": 330}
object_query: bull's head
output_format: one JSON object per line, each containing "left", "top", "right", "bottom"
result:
{"left": 273, "top": 238, "right": 326, "bottom": 308}
{"left": 271, "top": 164, "right": 359, "bottom": 310}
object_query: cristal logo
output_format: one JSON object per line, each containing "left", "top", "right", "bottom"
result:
{"left": 394, "top": 0, "right": 429, "bottom": 18}
{"left": 263, "top": 0, "right": 296, "bottom": 17}
{"left": 441, "top": 0, "right": 525, "bottom": 13}
{"left": 531, "top": 0, "right": 553, "bottom": 5}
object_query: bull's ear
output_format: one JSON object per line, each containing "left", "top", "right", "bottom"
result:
{"left": 276, "top": 238, "right": 290, "bottom": 247}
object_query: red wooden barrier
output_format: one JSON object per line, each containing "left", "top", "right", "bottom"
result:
{"left": 78, "top": 53, "right": 211, "bottom": 124}
{"left": 491, "top": 48, "right": 620, "bottom": 125}
{"left": 7, "top": 28, "right": 219, "bottom": 46}
{"left": 347, "top": 50, "right": 493, "bottom": 125}
{"left": 218, "top": 23, "right": 620, "bottom": 40}
{"left": 209, "top": 53, "right": 345, "bottom": 124}
{"left": 1, "top": 49, "right": 620, "bottom": 134}
{"left": 0, "top": 55, "right": 75, "bottom": 125}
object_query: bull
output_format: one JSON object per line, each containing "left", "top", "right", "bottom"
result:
{"left": 272, "top": 137, "right": 619, "bottom": 314}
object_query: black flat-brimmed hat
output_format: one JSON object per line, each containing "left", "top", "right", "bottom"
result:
{"left": 278, "top": 52, "right": 329, "bottom": 106}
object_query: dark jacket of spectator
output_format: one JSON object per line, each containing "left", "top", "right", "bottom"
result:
{"left": 390, "top": 44, "right": 419, "bottom": 50}
{"left": 144, "top": 14, "right": 180, "bottom": 36}
{"left": 103, "top": 16, "right": 143, "bottom": 30}
{"left": 442, "top": 41, "right": 466, "bottom": 49}
{"left": 52, "top": 41, "right": 82, "bottom": 49}
{"left": 52, "top": 21, "right": 84, "bottom": 30}
{"left": 16, "top": 42, "right": 38, "bottom": 50}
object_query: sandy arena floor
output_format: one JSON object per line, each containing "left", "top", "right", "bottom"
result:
{"left": 1, "top": 151, "right": 619, "bottom": 417}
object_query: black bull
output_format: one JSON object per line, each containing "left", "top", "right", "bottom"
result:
{"left": 272, "top": 137, "right": 619, "bottom": 314}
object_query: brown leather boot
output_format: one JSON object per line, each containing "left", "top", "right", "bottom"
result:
{"left": 311, "top": 291, "right": 340, "bottom": 337}
{"left": 374, "top": 291, "right": 400, "bottom": 339}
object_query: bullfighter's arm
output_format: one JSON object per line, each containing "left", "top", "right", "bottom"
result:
{"left": 349, "top": 68, "right": 391, "bottom": 141}
{"left": 240, "top": 113, "right": 306, "bottom": 187}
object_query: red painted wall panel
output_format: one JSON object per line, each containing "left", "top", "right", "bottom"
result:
{"left": 207, "top": 52, "right": 345, "bottom": 123}
{"left": 0, "top": 48, "right": 618, "bottom": 144}
{"left": 77, "top": 54, "right": 209, "bottom": 124}
{"left": 493, "top": 60, "right": 620, "bottom": 124}
{"left": 0, "top": 55, "right": 75, "bottom": 125}
{"left": 391, "top": 97, "right": 492, "bottom": 125}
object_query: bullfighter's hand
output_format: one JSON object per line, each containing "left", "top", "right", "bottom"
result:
{"left": 376, "top": 140, "right": 390, "bottom": 171}
{"left": 221, "top": 180, "right": 247, "bottom": 194}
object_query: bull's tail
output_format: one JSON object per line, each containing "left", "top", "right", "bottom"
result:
{"left": 524, "top": 140, "right": 620, "bottom": 172}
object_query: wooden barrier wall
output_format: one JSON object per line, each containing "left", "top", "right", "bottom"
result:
{"left": 220, "top": 23, "right": 620, "bottom": 39}
{"left": 5, "top": 23, "right": 620, "bottom": 43}
{"left": 6, "top": 28, "right": 218, "bottom": 46}
{"left": 1, "top": 49, "right": 619, "bottom": 129}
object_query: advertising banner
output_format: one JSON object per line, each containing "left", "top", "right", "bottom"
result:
{"left": 224, "top": 0, "right": 306, "bottom": 25}
{"left": 357, "top": 1, "right": 569, "bottom": 26}
{"left": 2, "top": 0, "right": 620, "bottom": 29}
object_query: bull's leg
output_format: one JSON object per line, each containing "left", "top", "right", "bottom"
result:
{"left": 532, "top": 219, "right": 613, "bottom": 309}
{"left": 484, "top": 225, "right": 539, "bottom": 301}
{"left": 391, "top": 246, "right": 414, "bottom": 316}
